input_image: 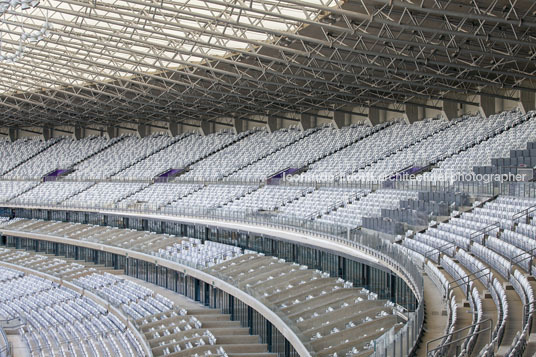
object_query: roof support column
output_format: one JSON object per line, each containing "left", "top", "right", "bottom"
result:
{"left": 167, "top": 121, "right": 179, "bottom": 137}
{"left": 136, "top": 123, "right": 150, "bottom": 138}
{"left": 73, "top": 126, "right": 84, "bottom": 140}
{"left": 42, "top": 126, "right": 52, "bottom": 141}
{"left": 479, "top": 92, "right": 496, "bottom": 118}
{"left": 520, "top": 84, "right": 536, "bottom": 114}
{"left": 404, "top": 102, "right": 421, "bottom": 124}
{"left": 233, "top": 118, "right": 246, "bottom": 134}
{"left": 367, "top": 107, "right": 380, "bottom": 126}
{"left": 442, "top": 99, "right": 459, "bottom": 121}
{"left": 266, "top": 117, "right": 277, "bottom": 133}
{"left": 200, "top": 121, "right": 215, "bottom": 136}
{"left": 8, "top": 128, "right": 18, "bottom": 142}
{"left": 333, "top": 110, "right": 346, "bottom": 129}
{"left": 106, "top": 126, "right": 118, "bottom": 139}
{"left": 300, "top": 114, "right": 314, "bottom": 131}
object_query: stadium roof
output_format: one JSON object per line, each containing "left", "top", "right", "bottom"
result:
{"left": 0, "top": 0, "right": 535, "bottom": 128}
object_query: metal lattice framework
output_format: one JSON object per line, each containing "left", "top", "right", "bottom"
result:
{"left": 0, "top": 0, "right": 535, "bottom": 128}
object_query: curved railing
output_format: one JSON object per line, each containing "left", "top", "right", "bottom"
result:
{"left": 1, "top": 201, "right": 423, "bottom": 299}
{"left": 0, "top": 201, "right": 425, "bottom": 356}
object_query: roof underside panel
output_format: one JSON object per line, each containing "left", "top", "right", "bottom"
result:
{"left": 0, "top": 0, "right": 535, "bottom": 127}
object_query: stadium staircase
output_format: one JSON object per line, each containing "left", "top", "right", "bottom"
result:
{"left": 139, "top": 309, "right": 275, "bottom": 357}
{"left": 405, "top": 196, "right": 536, "bottom": 356}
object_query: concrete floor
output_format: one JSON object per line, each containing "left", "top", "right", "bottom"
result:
{"left": 415, "top": 274, "right": 448, "bottom": 357}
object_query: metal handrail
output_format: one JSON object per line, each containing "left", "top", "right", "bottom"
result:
{"left": 424, "top": 241, "right": 456, "bottom": 260}
{"left": 512, "top": 203, "right": 536, "bottom": 225}
{"left": 509, "top": 246, "right": 536, "bottom": 273}
{"left": 469, "top": 222, "right": 500, "bottom": 242}
{"left": 447, "top": 267, "right": 492, "bottom": 296}
{"left": 426, "top": 318, "right": 493, "bottom": 357}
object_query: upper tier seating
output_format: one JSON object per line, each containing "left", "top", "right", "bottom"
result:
{"left": 68, "top": 134, "right": 175, "bottom": 180}
{"left": 4, "top": 136, "right": 110, "bottom": 179}
{"left": 295, "top": 118, "right": 447, "bottom": 182}
{"left": 179, "top": 128, "right": 305, "bottom": 181}
{"left": 0, "top": 110, "right": 532, "bottom": 187}
{"left": 114, "top": 131, "right": 240, "bottom": 180}
{"left": 349, "top": 113, "right": 518, "bottom": 182}
{"left": 226, "top": 124, "right": 375, "bottom": 182}
{"left": 0, "top": 137, "right": 53, "bottom": 176}
{"left": 432, "top": 110, "right": 536, "bottom": 179}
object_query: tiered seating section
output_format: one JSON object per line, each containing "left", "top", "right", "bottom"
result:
{"left": 113, "top": 131, "right": 243, "bottom": 181}
{"left": 432, "top": 111, "right": 536, "bottom": 179}
{"left": 207, "top": 253, "right": 403, "bottom": 356}
{"left": 0, "top": 263, "right": 144, "bottom": 357}
{"left": 402, "top": 195, "right": 536, "bottom": 355}
{"left": 0, "top": 219, "right": 406, "bottom": 356}
{"left": 0, "top": 110, "right": 532, "bottom": 185}
{"left": 4, "top": 136, "right": 111, "bottom": 179}
{"left": 0, "top": 137, "right": 56, "bottom": 176}
{"left": 0, "top": 109, "right": 536, "bottom": 355}
{"left": 317, "top": 189, "right": 418, "bottom": 228}
{"left": 0, "top": 247, "right": 275, "bottom": 357}
{"left": 68, "top": 134, "right": 176, "bottom": 180}
{"left": 225, "top": 124, "right": 376, "bottom": 182}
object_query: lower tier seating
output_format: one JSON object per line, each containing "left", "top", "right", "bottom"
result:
{"left": 0, "top": 218, "right": 407, "bottom": 357}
